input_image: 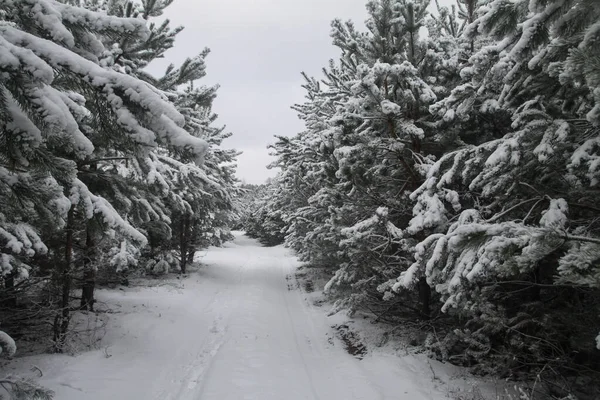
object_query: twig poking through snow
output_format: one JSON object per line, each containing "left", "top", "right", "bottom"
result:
{"left": 30, "top": 365, "right": 43, "bottom": 377}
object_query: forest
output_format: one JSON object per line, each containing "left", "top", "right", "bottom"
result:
{"left": 242, "top": 0, "right": 600, "bottom": 398}
{"left": 0, "top": 0, "right": 238, "bottom": 396}
{"left": 1, "top": 0, "right": 600, "bottom": 399}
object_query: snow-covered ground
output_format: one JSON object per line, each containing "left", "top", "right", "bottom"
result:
{"left": 2, "top": 232, "right": 497, "bottom": 399}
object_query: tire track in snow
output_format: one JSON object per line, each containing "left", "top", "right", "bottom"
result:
{"left": 180, "top": 265, "right": 247, "bottom": 400}
{"left": 167, "top": 315, "right": 228, "bottom": 400}
{"left": 279, "top": 258, "right": 323, "bottom": 400}
{"left": 152, "top": 260, "right": 247, "bottom": 400}
{"left": 282, "top": 259, "right": 389, "bottom": 400}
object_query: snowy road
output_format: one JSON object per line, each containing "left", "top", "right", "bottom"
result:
{"left": 8, "top": 232, "right": 449, "bottom": 399}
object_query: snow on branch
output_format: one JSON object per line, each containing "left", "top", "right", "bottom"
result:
{"left": 16, "top": 0, "right": 148, "bottom": 48}
{"left": 0, "top": 331, "right": 16, "bottom": 358}
{"left": 0, "top": 24, "right": 208, "bottom": 162}
{"left": 70, "top": 179, "right": 147, "bottom": 245}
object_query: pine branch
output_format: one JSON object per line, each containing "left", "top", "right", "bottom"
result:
{"left": 486, "top": 197, "right": 544, "bottom": 223}
{"left": 0, "top": 377, "right": 54, "bottom": 399}
{"left": 563, "top": 233, "right": 600, "bottom": 245}
{"left": 77, "top": 157, "right": 130, "bottom": 167}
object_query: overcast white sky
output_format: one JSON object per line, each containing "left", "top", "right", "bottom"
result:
{"left": 148, "top": 0, "right": 452, "bottom": 184}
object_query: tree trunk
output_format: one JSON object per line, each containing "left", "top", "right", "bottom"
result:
{"left": 527, "top": 264, "right": 542, "bottom": 302}
{"left": 80, "top": 225, "right": 95, "bottom": 311}
{"left": 80, "top": 268, "right": 96, "bottom": 311}
{"left": 2, "top": 272, "right": 17, "bottom": 309}
{"left": 179, "top": 215, "right": 190, "bottom": 274}
{"left": 467, "top": 0, "right": 476, "bottom": 53}
{"left": 418, "top": 277, "right": 431, "bottom": 319}
{"left": 54, "top": 205, "right": 75, "bottom": 352}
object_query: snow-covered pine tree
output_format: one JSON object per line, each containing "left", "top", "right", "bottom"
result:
{"left": 75, "top": 0, "right": 238, "bottom": 277}
{"left": 1, "top": 0, "right": 210, "bottom": 349}
{"left": 393, "top": 0, "right": 600, "bottom": 386}
{"left": 70, "top": 0, "right": 187, "bottom": 304}
{"left": 304, "top": 0, "right": 463, "bottom": 316}
{"left": 165, "top": 83, "right": 239, "bottom": 272}
{"left": 260, "top": 0, "right": 470, "bottom": 318}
